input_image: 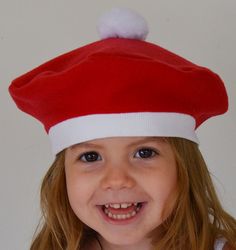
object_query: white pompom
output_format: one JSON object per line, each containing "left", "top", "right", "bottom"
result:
{"left": 97, "top": 7, "right": 149, "bottom": 41}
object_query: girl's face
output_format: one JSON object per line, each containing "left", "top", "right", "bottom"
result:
{"left": 65, "top": 137, "right": 178, "bottom": 249}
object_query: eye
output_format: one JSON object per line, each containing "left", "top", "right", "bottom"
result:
{"left": 79, "top": 151, "right": 101, "bottom": 163}
{"left": 134, "top": 147, "right": 158, "bottom": 159}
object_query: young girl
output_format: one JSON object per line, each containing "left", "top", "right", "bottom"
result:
{"left": 9, "top": 8, "right": 236, "bottom": 250}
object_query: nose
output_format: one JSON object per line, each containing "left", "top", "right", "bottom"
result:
{"left": 100, "top": 164, "right": 136, "bottom": 190}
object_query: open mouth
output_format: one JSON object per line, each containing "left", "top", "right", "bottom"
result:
{"left": 98, "top": 202, "right": 146, "bottom": 222}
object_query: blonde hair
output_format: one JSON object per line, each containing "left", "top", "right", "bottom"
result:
{"left": 30, "top": 138, "right": 236, "bottom": 250}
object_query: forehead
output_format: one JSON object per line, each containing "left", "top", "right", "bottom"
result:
{"left": 70, "top": 136, "right": 166, "bottom": 150}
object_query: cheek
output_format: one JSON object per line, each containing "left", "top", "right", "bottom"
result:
{"left": 65, "top": 168, "right": 91, "bottom": 212}
{"left": 148, "top": 162, "right": 177, "bottom": 193}
{"left": 150, "top": 179, "right": 177, "bottom": 206}
{"left": 159, "top": 176, "right": 178, "bottom": 219}
{"left": 148, "top": 166, "right": 178, "bottom": 214}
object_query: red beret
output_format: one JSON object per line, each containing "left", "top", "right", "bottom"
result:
{"left": 9, "top": 8, "right": 228, "bottom": 155}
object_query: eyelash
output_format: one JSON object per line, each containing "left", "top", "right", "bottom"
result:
{"left": 78, "top": 147, "right": 159, "bottom": 163}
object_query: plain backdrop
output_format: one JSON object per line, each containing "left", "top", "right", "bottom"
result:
{"left": 1, "top": 1, "right": 236, "bottom": 249}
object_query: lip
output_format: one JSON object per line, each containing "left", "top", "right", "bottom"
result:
{"left": 96, "top": 202, "right": 147, "bottom": 226}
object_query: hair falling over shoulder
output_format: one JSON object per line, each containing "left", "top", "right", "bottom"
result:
{"left": 29, "top": 152, "right": 95, "bottom": 250}
{"left": 30, "top": 138, "right": 236, "bottom": 250}
{"left": 148, "top": 138, "right": 236, "bottom": 250}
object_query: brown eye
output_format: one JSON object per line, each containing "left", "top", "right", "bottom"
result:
{"left": 135, "top": 148, "right": 157, "bottom": 159}
{"left": 79, "top": 151, "right": 101, "bottom": 162}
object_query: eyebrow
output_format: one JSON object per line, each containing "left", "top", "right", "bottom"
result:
{"left": 71, "top": 137, "right": 163, "bottom": 150}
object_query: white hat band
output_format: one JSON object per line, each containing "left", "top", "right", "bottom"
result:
{"left": 48, "top": 112, "right": 198, "bottom": 155}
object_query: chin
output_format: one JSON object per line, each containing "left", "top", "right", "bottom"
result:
{"left": 101, "top": 231, "right": 149, "bottom": 247}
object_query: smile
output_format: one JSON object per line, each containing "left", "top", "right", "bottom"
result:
{"left": 97, "top": 202, "right": 147, "bottom": 225}
{"left": 104, "top": 202, "right": 142, "bottom": 219}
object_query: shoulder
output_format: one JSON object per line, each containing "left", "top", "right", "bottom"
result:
{"left": 223, "top": 242, "right": 235, "bottom": 250}
{"left": 214, "top": 237, "right": 235, "bottom": 250}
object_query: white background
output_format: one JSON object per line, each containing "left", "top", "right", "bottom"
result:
{"left": 1, "top": 1, "right": 236, "bottom": 249}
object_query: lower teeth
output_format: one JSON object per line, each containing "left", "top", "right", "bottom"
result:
{"left": 103, "top": 203, "right": 142, "bottom": 220}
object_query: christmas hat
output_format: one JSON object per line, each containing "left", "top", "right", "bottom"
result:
{"left": 9, "top": 8, "right": 228, "bottom": 155}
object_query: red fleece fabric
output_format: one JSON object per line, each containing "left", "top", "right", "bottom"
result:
{"left": 9, "top": 38, "right": 228, "bottom": 132}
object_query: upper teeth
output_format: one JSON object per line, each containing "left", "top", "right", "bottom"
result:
{"left": 104, "top": 202, "right": 138, "bottom": 209}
